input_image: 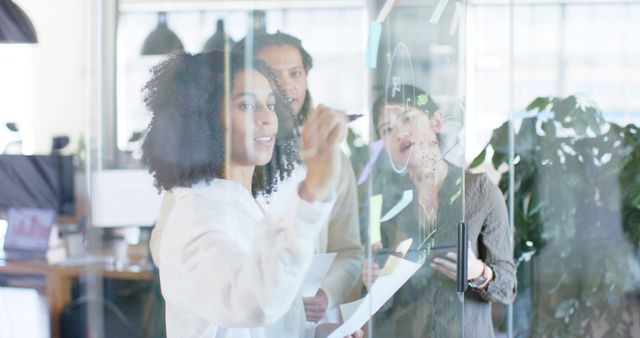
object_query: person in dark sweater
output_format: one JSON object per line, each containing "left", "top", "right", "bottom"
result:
{"left": 361, "top": 84, "right": 517, "bottom": 337}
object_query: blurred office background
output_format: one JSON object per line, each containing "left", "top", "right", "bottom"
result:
{"left": 1, "top": 1, "right": 639, "bottom": 337}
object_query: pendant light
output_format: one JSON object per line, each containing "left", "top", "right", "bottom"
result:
{"left": 250, "top": 10, "right": 267, "bottom": 35}
{"left": 202, "top": 19, "right": 234, "bottom": 52}
{"left": 0, "top": 0, "right": 38, "bottom": 43}
{"left": 141, "top": 12, "right": 183, "bottom": 55}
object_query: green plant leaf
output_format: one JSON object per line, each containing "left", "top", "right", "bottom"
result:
{"left": 585, "top": 107, "right": 603, "bottom": 135}
{"left": 526, "top": 96, "right": 551, "bottom": 112}
{"left": 573, "top": 117, "right": 588, "bottom": 137}
{"left": 554, "top": 298, "right": 577, "bottom": 319}
{"left": 471, "top": 94, "right": 640, "bottom": 336}
{"left": 552, "top": 95, "right": 577, "bottom": 122}
{"left": 490, "top": 121, "right": 510, "bottom": 154}
{"left": 516, "top": 117, "right": 537, "bottom": 155}
{"left": 622, "top": 207, "right": 640, "bottom": 245}
{"left": 346, "top": 127, "right": 356, "bottom": 147}
{"left": 527, "top": 189, "right": 544, "bottom": 218}
{"left": 492, "top": 151, "right": 508, "bottom": 169}
{"left": 541, "top": 121, "right": 557, "bottom": 139}
{"left": 469, "top": 148, "right": 486, "bottom": 169}
{"left": 606, "top": 291, "right": 621, "bottom": 308}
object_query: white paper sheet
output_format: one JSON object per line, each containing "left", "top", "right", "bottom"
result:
{"left": 375, "top": 0, "right": 397, "bottom": 23}
{"left": 339, "top": 298, "right": 364, "bottom": 323}
{"left": 328, "top": 257, "right": 423, "bottom": 338}
{"left": 429, "top": 0, "right": 451, "bottom": 24}
{"left": 302, "top": 252, "right": 337, "bottom": 297}
{"left": 449, "top": 1, "right": 463, "bottom": 36}
{"left": 380, "top": 190, "right": 413, "bottom": 222}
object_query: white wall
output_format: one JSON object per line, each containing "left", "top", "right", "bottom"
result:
{"left": 14, "top": 0, "right": 88, "bottom": 155}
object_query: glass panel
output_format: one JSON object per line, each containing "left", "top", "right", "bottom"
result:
{"left": 84, "top": 1, "right": 512, "bottom": 337}
{"left": 360, "top": 1, "right": 470, "bottom": 337}
{"left": 471, "top": 1, "right": 640, "bottom": 337}
{"left": 9, "top": 1, "right": 640, "bottom": 337}
{"left": 467, "top": 3, "right": 515, "bottom": 336}
{"left": 93, "top": 1, "right": 372, "bottom": 338}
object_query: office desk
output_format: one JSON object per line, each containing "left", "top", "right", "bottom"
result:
{"left": 0, "top": 255, "right": 155, "bottom": 338}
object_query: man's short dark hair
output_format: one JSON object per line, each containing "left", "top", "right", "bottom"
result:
{"left": 234, "top": 31, "right": 314, "bottom": 124}
{"left": 235, "top": 31, "right": 313, "bottom": 72}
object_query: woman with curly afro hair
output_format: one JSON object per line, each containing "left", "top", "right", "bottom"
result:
{"left": 142, "top": 50, "right": 351, "bottom": 337}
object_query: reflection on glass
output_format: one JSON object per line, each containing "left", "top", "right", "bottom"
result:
{"left": 69, "top": 1, "right": 640, "bottom": 337}
{"left": 363, "top": 83, "right": 515, "bottom": 337}
{"left": 472, "top": 94, "right": 640, "bottom": 337}
{"left": 236, "top": 31, "right": 364, "bottom": 327}
{"left": 137, "top": 23, "right": 373, "bottom": 335}
{"left": 469, "top": 2, "right": 640, "bottom": 337}
{"left": 140, "top": 50, "right": 356, "bottom": 337}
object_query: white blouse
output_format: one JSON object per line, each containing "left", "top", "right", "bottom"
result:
{"left": 157, "top": 179, "right": 334, "bottom": 338}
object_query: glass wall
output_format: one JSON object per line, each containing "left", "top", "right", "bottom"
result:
{"left": 360, "top": 1, "right": 469, "bottom": 338}
{"left": 83, "top": 1, "right": 478, "bottom": 338}
{"left": 469, "top": 1, "right": 640, "bottom": 337}
{"left": 73, "top": 1, "right": 640, "bottom": 338}
{"left": 88, "top": 1, "right": 374, "bottom": 338}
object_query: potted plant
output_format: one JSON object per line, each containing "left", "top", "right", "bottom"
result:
{"left": 469, "top": 95, "right": 640, "bottom": 337}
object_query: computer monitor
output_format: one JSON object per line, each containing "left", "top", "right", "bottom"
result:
{"left": 4, "top": 207, "right": 56, "bottom": 252}
{"left": 0, "top": 154, "right": 75, "bottom": 216}
{"left": 91, "top": 169, "right": 162, "bottom": 227}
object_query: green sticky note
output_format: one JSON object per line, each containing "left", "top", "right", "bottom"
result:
{"left": 417, "top": 94, "right": 428, "bottom": 106}
{"left": 369, "top": 195, "right": 383, "bottom": 244}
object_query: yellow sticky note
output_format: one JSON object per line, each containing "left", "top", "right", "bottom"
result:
{"left": 369, "top": 195, "right": 383, "bottom": 244}
{"left": 381, "top": 255, "right": 402, "bottom": 275}
{"left": 396, "top": 238, "right": 413, "bottom": 258}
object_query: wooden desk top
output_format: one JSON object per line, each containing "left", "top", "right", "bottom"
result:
{"left": 0, "top": 250, "right": 156, "bottom": 338}
{"left": 0, "top": 253, "right": 155, "bottom": 280}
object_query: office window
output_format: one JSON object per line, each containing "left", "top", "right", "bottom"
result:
{"left": 467, "top": 1, "right": 640, "bottom": 162}
{"left": 116, "top": 6, "right": 365, "bottom": 155}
